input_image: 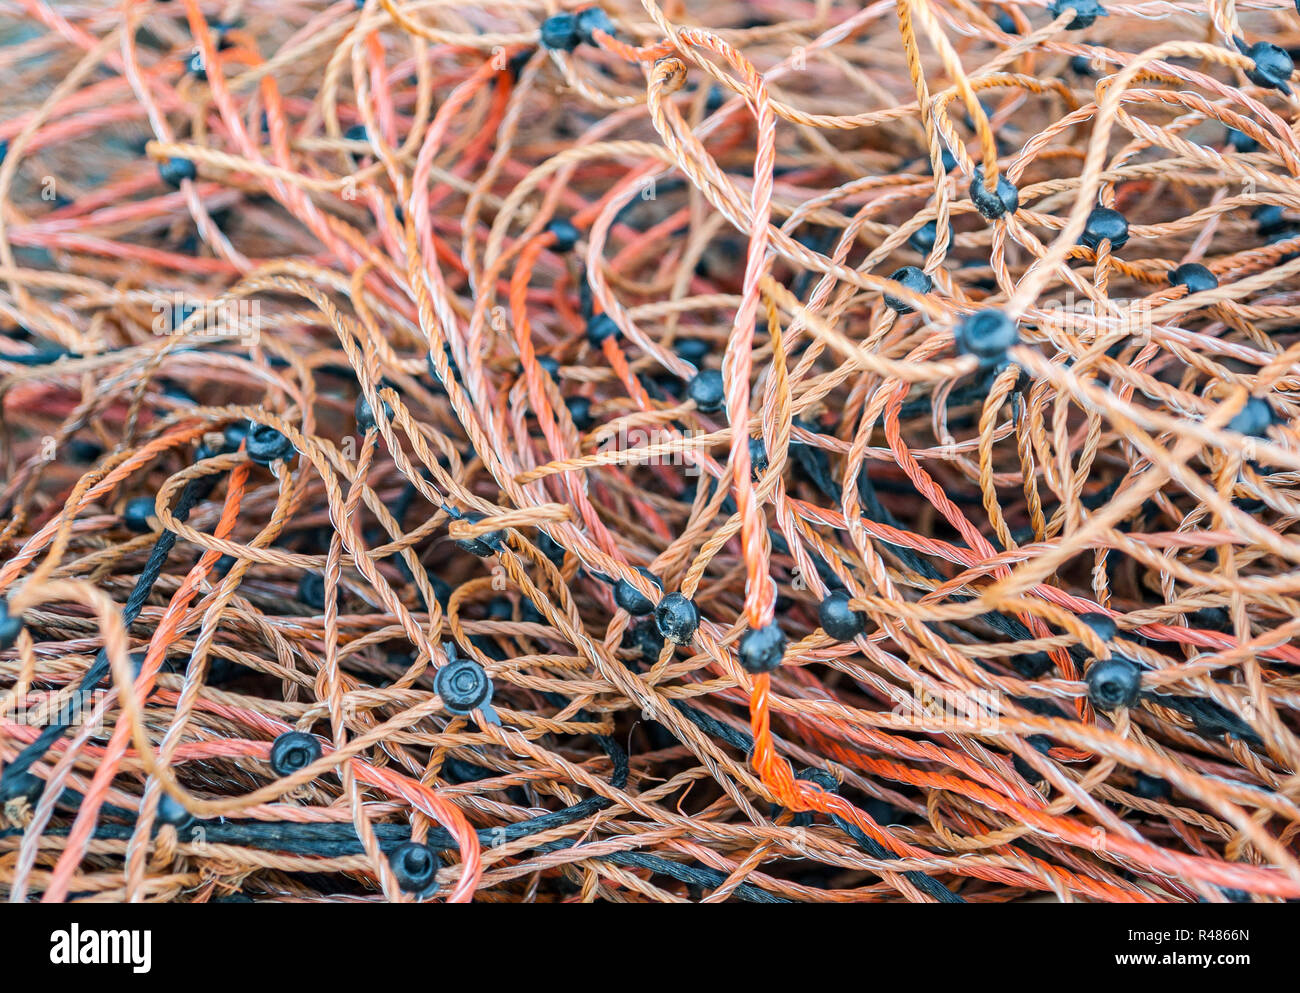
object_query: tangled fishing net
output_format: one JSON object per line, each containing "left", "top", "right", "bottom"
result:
{"left": 2, "top": 0, "right": 1300, "bottom": 904}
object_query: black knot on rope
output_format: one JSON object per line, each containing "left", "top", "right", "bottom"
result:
{"left": 1048, "top": 0, "right": 1106, "bottom": 30}
{"left": 613, "top": 567, "right": 662, "bottom": 615}
{"left": 818, "top": 590, "right": 866, "bottom": 642}
{"left": 1236, "top": 38, "right": 1294, "bottom": 94}
{"left": 1169, "top": 262, "right": 1217, "bottom": 295}
{"left": 1080, "top": 205, "right": 1129, "bottom": 251}
{"left": 655, "top": 592, "right": 699, "bottom": 644}
{"left": 954, "top": 309, "right": 1019, "bottom": 369}
{"left": 539, "top": 12, "right": 579, "bottom": 51}
{"left": 389, "top": 841, "right": 441, "bottom": 896}
{"left": 158, "top": 156, "right": 197, "bottom": 188}
{"left": 687, "top": 369, "right": 725, "bottom": 413}
{"left": 546, "top": 217, "right": 580, "bottom": 251}
{"left": 246, "top": 422, "right": 294, "bottom": 465}
{"left": 1086, "top": 657, "right": 1142, "bottom": 710}
{"left": 883, "top": 265, "right": 933, "bottom": 314}
{"left": 969, "top": 166, "right": 1019, "bottom": 220}
{"left": 269, "top": 730, "right": 322, "bottom": 777}
{"left": 738, "top": 622, "right": 787, "bottom": 673}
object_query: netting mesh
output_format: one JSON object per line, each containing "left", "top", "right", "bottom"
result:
{"left": 2, "top": 0, "right": 1300, "bottom": 902}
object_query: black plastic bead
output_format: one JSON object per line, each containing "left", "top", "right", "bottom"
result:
{"left": 539, "top": 12, "right": 579, "bottom": 51}
{"left": 344, "top": 123, "right": 368, "bottom": 142}
{"left": 586, "top": 312, "right": 619, "bottom": 346}
{"left": 969, "top": 167, "right": 1019, "bottom": 220}
{"left": 1133, "top": 772, "right": 1171, "bottom": 801}
{"left": 883, "top": 265, "right": 932, "bottom": 314}
{"left": 654, "top": 592, "right": 699, "bottom": 644}
{"left": 749, "top": 437, "right": 768, "bottom": 476}
{"left": 246, "top": 423, "right": 294, "bottom": 465}
{"left": 0, "top": 596, "right": 23, "bottom": 650}
{"left": 1069, "top": 52, "right": 1094, "bottom": 76}
{"left": 953, "top": 309, "right": 1019, "bottom": 369}
{"left": 535, "top": 529, "right": 566, "bottom": 565}
{"left": 576, "top": 6, "right": 616, "bottom": 44}
{"left": 1226, "top": 127, "right": 1259, "bottom": 153}
{"left": 269, "top": 731, "right": 322, "bottom": 776}
{"left": 818, "top": 590, "right": 866, "bottom": 641}
{"left": 1079, "top": 206, "right": 1129, "bottom": 250}
{"left": 546, "top": 217, "right": 580, "bottom": 251}
{"left": 1078, "top": 610, "right": 1118, "bottom": 641}
{"left": 223, "top": 421, "right": 250, "bottom": 451}
{"left": 1229, "top": 396, "right": 1275, "bottom": 438}
{"left": 1086, "top": 657, "right": 1142, "bottom": 709}
{"left": 435, "top": 656, "right": 493, "bottom": 714}
{"left": 688, "top": 369, "right": 726, "bottom": 413}
{"left": 1048, "top": 0, "right": 1106, "bottom": 30}
{"left": 1241, "top": 41, "right": 1294, "bottom": 93}
{"left": 454, "top": 512, "right": 504, "bottom": 556}
{"left": 614, "top": 567, "right": 662, "bottom": 616}
{"left": 156, "top": 793, "right": 196, "bottom": 832}
{"left": 355, "top": 393, "right": 393, "bottom": 432}
{"left": 674, "top": 337, "right": 711, "bottom": 364}
{"left": 566, "top": 395, "right": 594, "bottom": 430}
{"left": 910, "top": 220, "right": 938, "bottom": 254}
{"left": 298, "top": 572, "right": 326, "bottom": 610}
{"left": 1169, "top": 263, "right": 1218, "bottom": 295}
{"left": 992, "top": 8, "right": 1017, "bottom": 33}
{"left": 738, "top": 622, "right": 787, "bottom": 673}
{"left": 1254, "top": 204, "right": 1287, "bottom": 235}
{"left": 158, "top": 157, "right": 197, "bottom": 188}
{"left": 389, "top": 841, "right": 441, "bottom": 895}
{"left": 1013, "top": 651, "right": 1054, "bottom": 679}
{"left": 123, "top": 496, "right": 158, "bottom": 533}
{"left": 1188, "top": 606, "right": 1230, "bottom": 632}
{"left": 537, "top": 355, "right": 560, "bottom": 378}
